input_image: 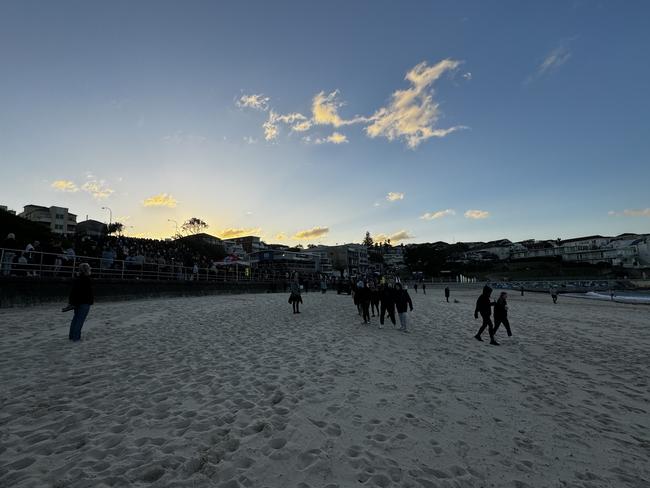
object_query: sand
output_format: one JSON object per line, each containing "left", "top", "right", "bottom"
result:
{"left": 0, "top": 289, "right": 648, "bottom": 488}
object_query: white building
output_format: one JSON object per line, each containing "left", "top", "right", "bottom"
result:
{"left": 19, "top": 205, "right": 77, "bottom": 236}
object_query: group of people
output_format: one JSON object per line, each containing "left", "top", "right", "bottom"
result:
{"left": 352, "top": 280, "right": 414, "bottom": 332}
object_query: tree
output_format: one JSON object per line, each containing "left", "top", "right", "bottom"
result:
{"left": 362, "top": 231, "right": 373, "bottom": 248}
{"left": 181, "top": 217, "right": 208, "bottom": 235}
{"left": 107, "top": 222, "right": 124, "bottom": 235}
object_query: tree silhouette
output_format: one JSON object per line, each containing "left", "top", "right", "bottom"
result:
{"left": 362, "top": 231, "right": 374, "bottom": 247}
{"left": 182, "top": 217, "right": 208, "bottom": 235}
{"left": 107, "top": 222, "right": 124, "bottom": 235}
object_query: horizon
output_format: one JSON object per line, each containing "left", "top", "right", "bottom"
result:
{"left": 1, "top": 1, "right": 649, "bottom": 245}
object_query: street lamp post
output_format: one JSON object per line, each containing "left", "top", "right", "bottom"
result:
{"left": 167, "top": 219, "right": 179, "bottom": 236}
{"left": 101, "top": 206, "right": 112, "bottom": 227}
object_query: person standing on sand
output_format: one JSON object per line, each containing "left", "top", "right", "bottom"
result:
{"left": 379, "top": 284, "right": 396, "bottom": 328}
{"left": 444, "top": 287, "right": 450, "bottom": 303}
{"left": 414, "top": 283, "right": 418, "bottom": 293}
{"left": 493, "top": 291, "right": 512, "bottom": 338}
{"left": 474, "top": 285, "right": 498, "bottom": 345}
{"left": 422, "top": 283, "right": 426, "bottom": 295}
{"left": 289, "top": 275, "right": 302, "bottom": 314}
{"left": 66, "top": 263, "right": 94, "bottom": 342}
{"left": 550, "top": 287, "right": 558, "bottom": 304}
{"left": 370, "top": 283, "right": 380, "bottom": 317}
{"left": 394, "top": 283, "right": 414, "bottom": 332}
{"left": 520, "top": 286, "right": 525, "bottom": 297}
{"left": 357, "top": 282, "right": 372, "bottom": 324}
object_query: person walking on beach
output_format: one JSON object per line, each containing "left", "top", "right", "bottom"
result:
{"left": 520, "top": 286, "right": 525, "bottom": 297}
{"left": 379, "top": 284, "right": 396, "bottom": 329}
{"left": 394, "top": 283, "right": 414, "bottom": 332}
{"left": 550, "top": 287, "right": 558, "bottom": 304}
{"left": 422, "top": 283, "right": 426, "bottom": 295}
{"left": 370, "top": 283, "right": 380, "bottom": 317}
{"left": 357, "top": 282, "right": 372, "bottom": 324}
{"left": 289, "top": 275, "right": 302, "bottom": 314}
{"left": 474, "top": 285, "right": 498, "bottom": 345}
{"left": 320, "top": 278, "right": 327, "bottom": 294}
{"left": 493, "top": 291, "right": 512, "bottom": 338}
{"left": 66, "top": 263, "right": 94, "bottom": 342}
{"left": 444, "top": 287, "right": 450, "bottom": 303}
{"left": 414, "top": 283, "right": 418, "bottom": 293}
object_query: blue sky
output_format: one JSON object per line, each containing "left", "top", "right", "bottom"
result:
{"left": 1, "top": 0, "right": 648, "bottom": 244}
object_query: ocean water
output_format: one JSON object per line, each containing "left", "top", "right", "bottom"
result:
{"left": 571, "top": 291, "right": 650, "bottom": 304}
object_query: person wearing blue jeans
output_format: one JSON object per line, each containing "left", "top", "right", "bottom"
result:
{"left": 67, "top": 263, "right": 94, "bottom": 342}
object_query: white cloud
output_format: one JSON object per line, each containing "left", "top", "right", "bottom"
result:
{"left": 293, "top": 226, "right": 330, "bottom": 240}
{"left": 374, "top": 230, "right": 414, "bottom": 243}
{"left": 51, "top": 180, "right": 78, "bottom": 192}
{"left": 420, "top": 209, "right": 456, "bottom": 220}
{"left": 263, "top": 111, "right": 309, "bottom": 141}
{"left": 462, "top": 72, "right": 472, "bottom": 81}
{"left": 609, "top": 208, "right": 650, "bottom": 217}
{"left": 386, "top": 192, "right": 404, "bottom": 202}
{"left": 237, "top": 94, "right": 270, "bottom": 111}
{"left": 143, "top": 193, "right": 178, "bottom": 208}
{"left": 527, "top": 43, "right": 572, "bottom": 83}
{"left": 275, "top": 232, "right": 287, "bottom": 241}
{"left": 464, "top": 209, "right": 490, "bottom": 219}
{"left": 314, "top": 132, "right": 348, "bottom": 144}
{"left": 82, "top": 180, "right": 114, "bottom": 200}
{"left": 311, "top": 90, "right": 368, "bottom": 128}
{"left": 366, "top": 59, "right": 467, "bottom": 149}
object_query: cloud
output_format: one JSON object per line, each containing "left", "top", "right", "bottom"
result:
{"left": 293, "top": 226, "right": 330, "bottom": 240}
{"left": 220, "top": 227, "right": 262, "bottom": 238}
{"left": 237, "top": 94, "right": 270, "bottom": 111}
{"left": 275, "top": 232, "right": 287, "bottom": 241}
{"left": 51, "top": 180, "right": 78, "bottom": 192}
{"left": 243, "top": 136, "right": 257, "bottom": 144}
{"left": 420, "top": 209, "right": 456, "bottom": 220}
{"left": 237, "top": 59, "right": 465, "bottom": 149}
{"left": 374, "top": 230, "right": 414, "bottom": 243}
{"left": 386, "top": 192, "right": 404, "bottom": 202}
{"left": 143, "top": 193, "right": 178, "bottom": 208}
{"left": 314, "top": 132, "right": 348, "bottom": 144}
{"left": 464, "top": 209, "right": 490, "bottom": 219}
{"left": 82, "top": 180, "right": 114, "bottom": 200}
{"left": 527, "top": 43, "right": 572, "bottom": 83}
{"left": 366, "top": 59, "right": 467, "bottom": 148}
{"left": 609, "top": 208, "right": 650, "bottom": 217}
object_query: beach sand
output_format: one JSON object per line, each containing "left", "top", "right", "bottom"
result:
{"left": 0, "top": 289, "right": 648, "bottom": 488}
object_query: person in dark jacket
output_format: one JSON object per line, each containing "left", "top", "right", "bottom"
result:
{"left": 356, "top": 282, "right": 372, "bottom": 324}
{"left": 422, "top": 283, "right": 426, "bottom": 295}
{"left": 474, "top": 285, "right": 498, "bottom": 345}
{"left": 379, "top": 284, "right": 396, "bottom": 328}
{"left": 289, "top": 276, "right": 302, "bottom": 314}
{"left": 370, "top": 284, "right": 380, "bottom": 317}
{"left": 67, "top": 263, "right": 94, "bottom": 341}
{"left": 493, "top": 291, "right": 512, "bottom": 338}
{"left": 394, "top": 283, "right": 414, "bottom": 332}
{"left": 444, "top": 287, "right": 450, "bottom": 303}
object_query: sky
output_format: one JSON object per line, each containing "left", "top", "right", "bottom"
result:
{"left": 1, "top": 0, "right": 649, "bottom": 245}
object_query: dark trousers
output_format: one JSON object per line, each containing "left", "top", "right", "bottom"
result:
{"left": 494, "top": 316, "right": 512, "bottom": 336}
{"left": 380, "top": 303, "right": 396, "bottom": 325}
{"left": 371, "top": 301, "right": 379, "bottom": 316}
{"left": 69, "top": 304, "right": 91, "bottom": 341}
{"left": 362, "top": 302, "right": 370, "bottom": 323}
{"left": 476, "top": 314, "right": 494, "bottom": 339}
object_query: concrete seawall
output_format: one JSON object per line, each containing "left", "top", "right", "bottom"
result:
{"left": 0, "top": 278, "right": 280, "bottom": 308}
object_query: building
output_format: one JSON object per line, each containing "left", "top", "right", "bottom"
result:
{"left": 0, "top": 205, "right": 16, "bottom": 215}
{"left": 249, "top": 249, "right": 322, "bottom": 277}
{"left": 19, "top": 205, "right": 77, "bottom": 236}
{"left": 76, "top": 219, "right": 108, "bottom": 238}
{"left": 311, "top": 244, "right": 369, "bottom": 277}
{"left": 222, "top": 236, "right": 264, "bottom": 254}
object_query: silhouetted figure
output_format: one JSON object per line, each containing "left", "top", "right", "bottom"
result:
{"left": 520, "top": 286, "right": 524, "bottom": 297}
{"left": 493, "top": 291, "right": 512, "bottom": 338}
{"left": 370, "top": 285, "right": 380, "bottom": 317}
{"left": 422, "top": 283, "right": 426, "bottom": 295}
{"left": 550, "top": 287, "right": 558, "bottom": 304}
{"left": 379, "top": 284, "right": 396, "bottom": 328}
{"left": 289, "top": 278, "right": 302, "bottom": 313}
{"left": 67, "top": 263, "right": 94, "bottom": 342}
{"left": 474, "top": 285, "right": 498, "bottom": 345}
{"left": 357, "top": 282, "right": 371, "bottom": 324}
{"left": 414, "top": 283, "right": 418, "bottom": 293}
{"left": 394, "top": 283, "right": 414, "bottom": 332}
{"left": 444, "top": 287, "right": 450, "bottom": 303}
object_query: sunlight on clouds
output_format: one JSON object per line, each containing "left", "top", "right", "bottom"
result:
{"left": 275, "top": 232, "right": 287, "bottom": 241}
{"left": 374, "top": 230, "right": 414, "bottom": 243}
{"left": 143, "top": 193, "right": 178, "bottom": 208}
{"left": 314, "top": 132, "right": 348, "bottom": 144}
{"left": 420, "top": 209, "right": 455, "bottom": 220}
{"left": 293, "top": 226, "right": 330, "bottom": 240}
{"left": 609, "top": 208, "right": 650, "bottom": 217}
{"left": 82, "top": 180, "right": 114, "bottom": 200}
{"left": 220, "top": 227, "right": 262, "bottom": 238}
{"left": 464, "top": 209, "right": 490, "bottom": 219}
{"left": 386, "top": 192, "right": 404, "bottom": 202}
{"left": 263, "top": 111, "right": 309, "bottom": 140}
{"left": 366, "top": 59, "right": 466, "bottom": 148}
{"left": 51, "top": 180, "right": 78, "bottom": 192}
{"left": 237, "top": 94, "right": 270, "bottom": 111}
